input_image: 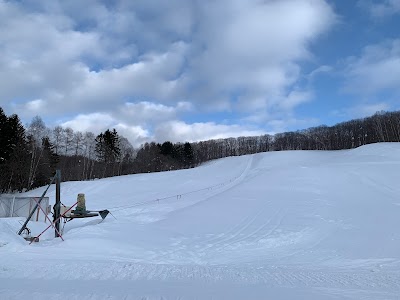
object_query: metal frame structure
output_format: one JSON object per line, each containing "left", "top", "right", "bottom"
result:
{"left": 17, "top": 169, "right": 110, "bottom": 243}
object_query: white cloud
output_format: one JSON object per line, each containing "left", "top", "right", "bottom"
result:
{"left": 359, "top": 0, "right": 400, "bottom": 18}
{"left": 61, "top": 113, "right": 115, "bottom": 133}
{"left": 59, "top": 111, "right": 266, "bottom": 147}
{"left": 115, "top": 101, "right": 193, "bottom": 126}
{"left": 183, "top": 0, "right": 336, "bottom": 112}
{"left": 0, "top": 0, "right": 337, "bottom": 142}
{"left": 308, "top": 65, "right": 333, "bottom": 80}
{"left": 60, "top": 112, "right": 150, "bottom": 147}
{"left": 154, "top": 121, "right": 265, "bottom": 143}
{"left": 279, "top": 90, "right": 314, "bottom": 110}
{"left": 58, "top": 101, "right": 193, "bottom": 147}
{"left": 42, "top": 41, "right": 189, "bottom": 115}
{"left": 343, "top": 39, "right": 400, "bottom": 95}
{"left": 113, "top": 123, "right": 150, "bottom": 147}
{"left": 13, "top": 99, "right": 46, "bottom": 118}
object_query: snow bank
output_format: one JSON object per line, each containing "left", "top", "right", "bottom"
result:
{"left": 0, "top": 219, "right": 26, "bottom": 249}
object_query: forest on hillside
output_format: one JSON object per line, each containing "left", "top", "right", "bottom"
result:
{"left": 1, "top": 107, "right": 400, "bottom": 193}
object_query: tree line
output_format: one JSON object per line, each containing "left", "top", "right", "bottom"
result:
{"left": 0, "top": 108, "right": 195, "bottom": 192}
{"left": 1, "top": 107, "right": 400, "bottom": 193}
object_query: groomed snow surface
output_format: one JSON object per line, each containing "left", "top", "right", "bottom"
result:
{"left": 1, "top": 143, "right": 400, "bottom": 299}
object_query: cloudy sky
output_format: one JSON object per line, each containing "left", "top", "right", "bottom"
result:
{"left": 1, "top": 0, "right": 399, "bottom": 147}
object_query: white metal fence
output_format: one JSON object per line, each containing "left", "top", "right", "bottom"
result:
{"left": 0, "top": 196, "right": 50, "bottom": 222}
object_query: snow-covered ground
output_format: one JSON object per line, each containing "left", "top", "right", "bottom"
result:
{"left": 1, "top": 143, "right": 400, "bottom": 299}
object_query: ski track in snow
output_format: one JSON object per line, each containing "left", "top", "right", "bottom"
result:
{"left": 1, "top": 143, "right": 400, "bottom": 299}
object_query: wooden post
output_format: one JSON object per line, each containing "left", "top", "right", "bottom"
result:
{"left": 54, "top": 170, "right": 61, "bottom": 238}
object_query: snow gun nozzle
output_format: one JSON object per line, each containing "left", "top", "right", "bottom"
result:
{"left": 99, "top": 210, "right": 110, "bottom": 220}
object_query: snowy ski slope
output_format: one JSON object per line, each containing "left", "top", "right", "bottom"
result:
{"left": 1, "top": 143, "right": 400, "bottom": 299}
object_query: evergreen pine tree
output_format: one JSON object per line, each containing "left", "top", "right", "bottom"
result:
{"left": 183, "top": 142, "right": 194, "bottom": 167}
{"left": 0, "top": 111, "right": 31, "bottom": 192}
{"left": 0, "top": 107, "right": 14, "bottom": 163}
{"left": 95, "top": 129, "right": 121, "bottom": 177}
{"left": 95, "top": 129, "right": 121, "bottom": 163}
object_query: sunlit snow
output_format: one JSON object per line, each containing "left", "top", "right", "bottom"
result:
{"left": 1, "top": 143, "right": 400, "bottom": 299}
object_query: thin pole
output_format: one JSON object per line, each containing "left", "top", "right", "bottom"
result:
{"left": 54, "top": 170, "right": 61, "bottom": 238}
{"left": 11, "top": 196, "right": 15, "bottom": 217}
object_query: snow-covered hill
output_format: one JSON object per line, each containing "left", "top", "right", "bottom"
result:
{"left": 1, "top": 143, "right": 400, "bottom": 299}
